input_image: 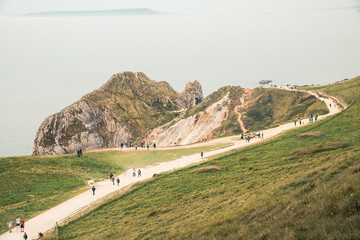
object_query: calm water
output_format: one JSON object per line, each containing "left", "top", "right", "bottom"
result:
{"left": 1, "top": 9, "right": 360, "bottom": 157}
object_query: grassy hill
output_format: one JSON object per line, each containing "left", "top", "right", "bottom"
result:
{"left": 186, "top": 86, "right": 328, "bottom": 137}
{"left": 0, "top": 144, "right": 228, "bottom": 234}
{"left": 50, "top": 77, "right": 360, "bottom": 239}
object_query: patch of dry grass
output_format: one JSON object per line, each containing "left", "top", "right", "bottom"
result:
{"left": 296, "top": 131, "right": 324, "bottom": 139}
{"left": 290, "top": 142, "right": 350, "bottom": 158}
{"left": 190, "top": 166, "right": 221, "bottom": 174}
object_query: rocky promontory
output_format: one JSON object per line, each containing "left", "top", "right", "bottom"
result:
{"left": 32, "top": 72, "right": 203, "bottom": 155}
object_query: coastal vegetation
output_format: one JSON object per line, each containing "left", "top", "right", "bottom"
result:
{"left": 47, "top": 77, "right": 360, "bottom": 239}
{"left": 0, "top": 144, "right": 229, "bottom": 234}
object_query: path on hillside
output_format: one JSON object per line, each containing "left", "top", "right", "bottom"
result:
{"left": 0, "top": 89, "right": 343, "bottom": 240}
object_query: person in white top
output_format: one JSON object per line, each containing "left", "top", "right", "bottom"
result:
{"left": 16, "top": 217, "right": 20, "bottom": 229}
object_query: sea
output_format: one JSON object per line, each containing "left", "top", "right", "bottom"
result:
{"left": 1, "top": 7, "right": 360, "bottom": 157}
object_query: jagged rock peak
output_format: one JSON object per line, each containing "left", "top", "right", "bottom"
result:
{"left": 178, "top": 80, "right": 204, "bottom": 108}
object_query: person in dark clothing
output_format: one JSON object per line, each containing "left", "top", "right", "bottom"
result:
{"left": 116, "top": 177, "right": 120, "bottom": 186}
{"left": 91, "top": 186, "right": 96, "bottom": 195}
{"left": 109, "top": 173, "right": 113, "bottom": 181}
{"left": 201, "top": 152, "right": 204, "bottom": 159}
{"left": 138, "top": 169, "right": 141, "bottom": 177}
{"left": 23, "top": 232, "right": 28, "bottom": 240}
{"left": 20, "top": 218, "right": 25, "bottom": 232}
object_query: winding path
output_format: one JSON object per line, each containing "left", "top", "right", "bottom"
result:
{"left": 0, "top": 88, "right": 343, "bottom": 240}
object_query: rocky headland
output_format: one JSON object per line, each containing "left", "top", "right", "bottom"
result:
{"left": 33, "top": 72, "right": 328, "bottom": 155}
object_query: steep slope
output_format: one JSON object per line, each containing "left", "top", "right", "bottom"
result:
{"left": 148, "top": 86, "right": 328, "bottom": 146}
{"left": 32, "top": 72, "right": 203, "bottom": 155}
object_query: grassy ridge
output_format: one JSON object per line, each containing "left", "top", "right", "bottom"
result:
{"left": 52, "top": 77, "right": 360, "bottom": 239}
{"left": 0, "top": 144, "right": 229, "bottom": 234}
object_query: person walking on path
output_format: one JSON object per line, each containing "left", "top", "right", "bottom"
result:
{"left": 147, "top": 143, "right": 150, "bottom": 150}
{"left": 133, "top": 168, "right": 136, "bottom": 177}
{"left": 294, "top": 120, "right": 297, "bottom": 126}
{"left": 16, "top": 216, "right": 20, "bottom": 229}
{"left": 153, "top": 143, "right": 156, "bottom": 149}
{"left": 7, "top": 220, "right": 12, "bottom": 233}
{"left": 135, "top": 144, "right": 138, "bottom": 150}
{"left": 138, "top": 169, "right": 141, "bottom": 177}
{"left": 116, "top": 177, "right": 120, "bottom": 186}
{"left": 261, "top": 133, "right": 264, "bottom": 138}
{"left": 247, "top": 136, "right": 250, "bottom": 143}
{"left": 201, "top": 152, "right": 204, "bottom": 159}
{"left": 23, "top": 232, "right": 28, "bottom": 240}
{"left": 112, "top": 177, "right": 115, "bottom": 185}
{"left": 109, "top": 173, "right": 113, "bottom": 181}
{"left": 20, "top": 218, "right": 25, "bottom": 232}
{"left": 91, "top": 186, "right": 96, "bottom": 195}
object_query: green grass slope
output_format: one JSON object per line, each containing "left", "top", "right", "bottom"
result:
{"left": 0, "top": 144, "right": 227, "bottom": 234}
{"left": 53, "top": 77, "right": 360, "bottom": 239}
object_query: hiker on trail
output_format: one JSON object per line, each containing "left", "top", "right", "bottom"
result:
{"left": 135, "top": 144, "right": 138, "bottom": 150}
{"left": 77, "top": 149, "right": 80, "bottom": 157}
{"left": 116, "top": 177, "right": 120, "bottom": 186}
{"left": 258, "top": 132, "right": 261, "bottom": 138}
{"left": 153, "top": 143, "right": 156, "bottom": 149}
{"left": 16, "top": 216, "right": 20, "bottom": 229}
{"left": 92, "top": 186, "right": 96, "bottom": 195}
{"left": 241, "top": 133, "right": 244, "bottom": 139}
{"left": 23, "top": 232, "right": 28, "bottom": 240}
{"left": 133, "top": 168, "right": 136, "bottom": 177}
{"left": 315, "top": 115, "right": 318, "bottom": 122}
{"left": 294, "top": 120, "right": 297, "bottom": 126}
{"left": 7, "top": 220, "right": 12, "bottom": 233}
{"left": 80, "top": 149, "right": 82, "bottom": 156}
{"left": 201, "top": 152, "right": 204, "bottom": 159}
{"left": 147, "top": 143, "right": 150, "bottom": 150}
{"left": 261, "top": 133, "right": 264, "bottom": 138}
{"left": 109, "top": 173, "right": 113, "bottom": 181}
{"left": 20, "top": 218, "right": 25, "bottom": 232}
{"left": 247, "top": 136, "right": 250, "bottom": 143}
{"left": 112, "top": 177, "right": 115, "bottom": 185}
{"left": 330, "top": 103, "right": 332, "bottom": 107}
{"left": 138, "top": 169, "right": 141, "bottom": 177}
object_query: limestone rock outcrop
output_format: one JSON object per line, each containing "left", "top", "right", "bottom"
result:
{"left": 33, "top": 72, "right": 203, "bottom": 155}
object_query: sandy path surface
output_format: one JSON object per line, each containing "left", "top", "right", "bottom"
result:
{"left": 0, "top": 89, "right": 342, "bottom": 240}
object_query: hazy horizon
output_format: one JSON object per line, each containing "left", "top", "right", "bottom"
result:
{"left": 0, "top": 1, "right": 360, "bottom": 157}
{"left": 1, "top": 0, "right": 360, "bottom": 15}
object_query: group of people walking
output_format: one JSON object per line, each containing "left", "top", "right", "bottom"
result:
{"left": 295, "top": 114, "right": 318, "bottom": 126}
{"left": 7, "top": 217, "right": 27, "bottom": 239}
{"left": 120, "top": 141, "right": 156, "bottom": 150}
{"left": 92, "top": 169, "right": 143, "bottom": 196}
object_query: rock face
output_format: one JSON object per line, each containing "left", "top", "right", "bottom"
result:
{"left": 146, "top": 93, "right": 230, "bottom": 146}
{"left": 33, "top": 72, "right": 203, "bottom": 155}
{"left": 177, "top": 80, "right": 203, "bottom": 108}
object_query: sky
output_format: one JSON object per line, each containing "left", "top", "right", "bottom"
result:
{"left": 1, "top": 0, "right": 360, "bottom": 15}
